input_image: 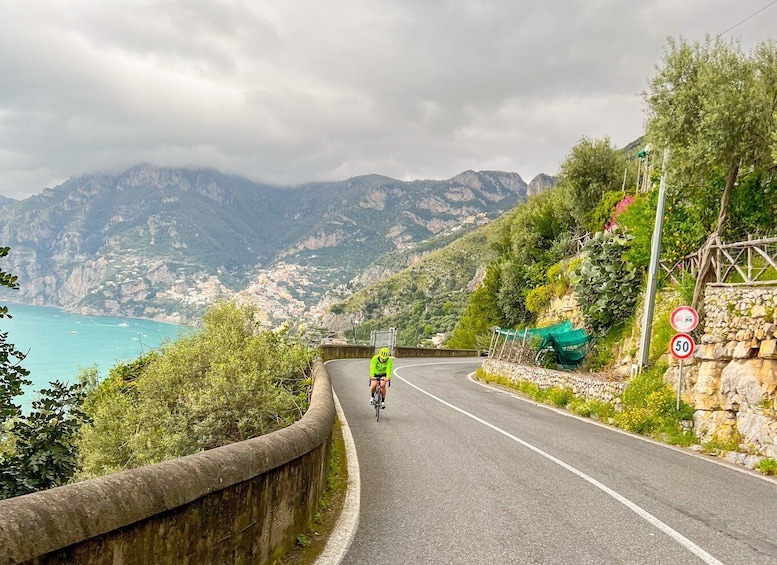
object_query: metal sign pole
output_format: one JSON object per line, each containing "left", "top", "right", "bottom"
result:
{"left": 676, "top": 359, "right": 683, "bottom": 411}
{"left": 638, "top": 147, "right": 670, "bottom": 368}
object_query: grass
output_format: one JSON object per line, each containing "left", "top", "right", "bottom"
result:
{"left": 757, "top": 458, "right": 777, "bottom": 475}
{"left": 279, "top": 418, "right": 348, "bottom": 565}
{"left": 701, "top": 433, "right": 744, "bottom": 455}
{"left": 476, "top": 368, "right": 616, "bottom": 424}
{"left": 475, "top": 365, "right": 696, "bottom": 447}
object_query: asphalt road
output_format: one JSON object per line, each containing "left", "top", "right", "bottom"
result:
{"left": 327, "top": 357, "right": 777, "bottom": 565}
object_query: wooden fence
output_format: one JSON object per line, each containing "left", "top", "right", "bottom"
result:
{"left": 659, "top": 235, "right": 777, "bottom": 285}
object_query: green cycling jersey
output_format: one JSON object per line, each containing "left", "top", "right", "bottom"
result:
{"left": 369, "top": 348, "right": 393, "bottom": 379}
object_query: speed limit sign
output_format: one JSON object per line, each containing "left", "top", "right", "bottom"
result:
{"left": 669, "top": 333, "right": 695, "bottom": 360}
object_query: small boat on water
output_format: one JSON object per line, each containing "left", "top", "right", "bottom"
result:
{"left": 70, "top": 330, "right": 78, "bottom": 334}
{"left": 118, "top": 321, "right": 129, "bottom": 327}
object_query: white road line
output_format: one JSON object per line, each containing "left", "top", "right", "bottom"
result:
{"left": 396, "top": 363, "right": 725, "bottom": 565}
{"left": 316, "top": 368, "right": 361, "bottom": 565}
{"left": 468, "top": 371, "right": 777, "bottom": 485}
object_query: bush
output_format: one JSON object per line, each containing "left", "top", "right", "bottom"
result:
{"left": 526, "top": 285, "right": 553, "bottom": 315}
{"left": 547, "top": 388, "right": 573, "bottom": 408}
{"left": 77, "top": 301, "right": 316, "bottom": 477}
{"left": 586, "top": 190, "right": 627, "bottom": 233}
{"left": 616, "top": 365, "right": 691, "bottom": 441}
{"left": 757, "top": 458, "right": 777, "bottom": 476}
{"left": 573, "top": 227, "right": 641, "bottom": 333}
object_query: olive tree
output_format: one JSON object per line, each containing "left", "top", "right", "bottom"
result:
{"left": 557, "top": 136, "right": 630, "bottom": 233}
{"left": 644, "top": 37, "right": 777, "bottom": 308}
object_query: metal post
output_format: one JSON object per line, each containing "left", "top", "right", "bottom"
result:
{"left": 509, "top": 331, "right": 518, "bottom": 361}
{"left": 488, "top": 328, "right": 498, "bottom": 357}
{"left": 637, "top": 147, "right": 670, "bottom": 368}
{"left": 498, "top": 331, "right": 509, "bottom": 360}
{"left": 676, "top": 359, "right": 684, "bottom": 411}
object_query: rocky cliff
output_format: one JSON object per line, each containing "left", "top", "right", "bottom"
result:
{"left": 0, "top": 165, "right": 552, "bottom": 323}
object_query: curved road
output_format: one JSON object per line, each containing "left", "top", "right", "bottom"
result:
{"left": 325, "top": 357, "right": 777, "bottom": 565}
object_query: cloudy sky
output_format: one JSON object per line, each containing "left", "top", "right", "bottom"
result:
{"left": 0, "top": 1, "right": 775, "bottom": 199}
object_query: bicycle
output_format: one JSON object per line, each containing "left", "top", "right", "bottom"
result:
{"left": 370, "top": 375, "right": 387, "bottom": 422}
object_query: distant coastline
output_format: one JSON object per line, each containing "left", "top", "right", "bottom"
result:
{"left": 0, "top": 295, "right": 188, "bottom": 327}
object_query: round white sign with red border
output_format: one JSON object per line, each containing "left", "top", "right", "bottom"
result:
{"left": 669, "top": 333, "right": 695, "bottom": 360}
{"left": 670, "top": 306, "right": 699, "bottom": 333}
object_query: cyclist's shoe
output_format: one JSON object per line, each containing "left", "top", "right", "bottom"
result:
{"left": 369, "top": 397, "right": 374, "bottom": 405}
{"left": 381, "top": 402, "right": 386, "bottom": 409}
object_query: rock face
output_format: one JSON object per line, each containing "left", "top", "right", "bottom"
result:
{"left": 676, "top": 286, "right": 777, "bottom": 455}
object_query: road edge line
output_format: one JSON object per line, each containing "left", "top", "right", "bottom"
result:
{"left": 315, "top": 365, "right": 360, "bottom": 565}
{"left": 397, "top": 363, "right": 723, "bottom": 565}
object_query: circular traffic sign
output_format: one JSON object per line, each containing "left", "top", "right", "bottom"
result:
{"left": 670, "top": 306, "right": 699, "bottom": 333}
{"left": 669, "top": 333, "right": 695, "bottom": 360}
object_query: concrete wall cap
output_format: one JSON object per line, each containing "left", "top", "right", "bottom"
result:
{"left": 0, "top": 359, "right": 335, "bottom": 564}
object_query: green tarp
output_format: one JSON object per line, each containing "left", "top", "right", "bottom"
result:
{"left": 497, "top": 321, "right": 593, "bottom": 369}
{"left": 495, "top": 320, "right": 573, "bottom": 340}
{"left": 545, "top": 328, "right": 592, "bottom": 368}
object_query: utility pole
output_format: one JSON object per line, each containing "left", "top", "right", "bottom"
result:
{"left": 637, "top": 147, "right": 670, "bottom": 369}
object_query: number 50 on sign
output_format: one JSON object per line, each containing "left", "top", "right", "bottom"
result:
{"left": 669, "top": 333, "right": 695, "bottom": 360}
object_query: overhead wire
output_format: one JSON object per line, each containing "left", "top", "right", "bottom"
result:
{"left": 715, "top": 0, "right": 777, "bottom": 39}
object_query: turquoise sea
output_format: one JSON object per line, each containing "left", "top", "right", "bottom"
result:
{"left": 1, "top": 304, "right": 188, "bottom": 411}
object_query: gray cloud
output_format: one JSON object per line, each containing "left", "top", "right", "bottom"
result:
{"left": 0, "top": 0, "right": 775, "bottom": 198}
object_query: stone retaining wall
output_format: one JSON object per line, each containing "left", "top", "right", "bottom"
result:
{"left": 0, "top": 360, "right": 336, "bottom": 565}
{"left": 320, "top": 345, "right": 480, "bottom": 360}
{"left": 668, "top": 285, "right": 777, "bottom": 457}
{"left": 482, "top": 359, "right": 626, "bottom": 407}
{"left": 320, "top": 344, "right": 375, "bottom": 361}
{"left": 393, "top": 347, "right": 480, "bottom": 358}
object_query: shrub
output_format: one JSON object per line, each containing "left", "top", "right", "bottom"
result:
{"left": 587, "top": 190, "right": 627, "bottom": 233}
{"left": 757, "top": 458, "right": 777, "bottom": 475}
{"left": 547, "top": 388, "right": 573, "bottom": 408}
{"left": 572, "top": 227, "right": 641, "bottom": 333}
{"left": 526, "top": 285, "right": 553, "bottom": 315}
{"left": 616, "top": 365, "right": 691, "bottom": 440}
{"left": 77, "top": 301, "right": 316, "bottom": 477}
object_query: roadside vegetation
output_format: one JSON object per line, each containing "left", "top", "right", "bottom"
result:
{"left": 476, "top": 366, "right": 696, "bottom": 448}
{"left": 450, "top": 35, "right": 777, "bottom": 362}
{"left": 76, "top": 301, "right": 316, "bottom": 477}
{"left": 465, "top": 35, "right": 777, "bottom": 474}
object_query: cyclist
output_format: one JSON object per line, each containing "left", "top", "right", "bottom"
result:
{"left": 369, "top": 347, "right": 393, "bottom": 409}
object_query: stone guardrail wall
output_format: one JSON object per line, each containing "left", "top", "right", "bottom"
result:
{"left": 666, "top": 285, "right": 777, "bottom": 460}
{"left": 319, "top": 344, "right": 375, "bottom": 361}
{"left": 319, "top": 345, "right": 480, "bottom": 361}
{"left": 0, "top": 360, "right": 336, "bottom": 565}
{"left": 482, "top": 359, "right": 627, "bottom": 408}
{"left": 393, "top": 347, "right": 480, "bottom": 358}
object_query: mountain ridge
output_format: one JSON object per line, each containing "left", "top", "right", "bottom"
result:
{"left": 0, "top": 165, "right": 555, "bottom": 324}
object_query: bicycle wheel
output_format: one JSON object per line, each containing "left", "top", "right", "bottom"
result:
{"left": 375, "top": 388, "right": 382, "bottom": 422}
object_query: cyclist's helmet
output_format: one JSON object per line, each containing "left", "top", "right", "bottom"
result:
{"left": 378, "top": 347, "right": 390, "bottom": 360}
